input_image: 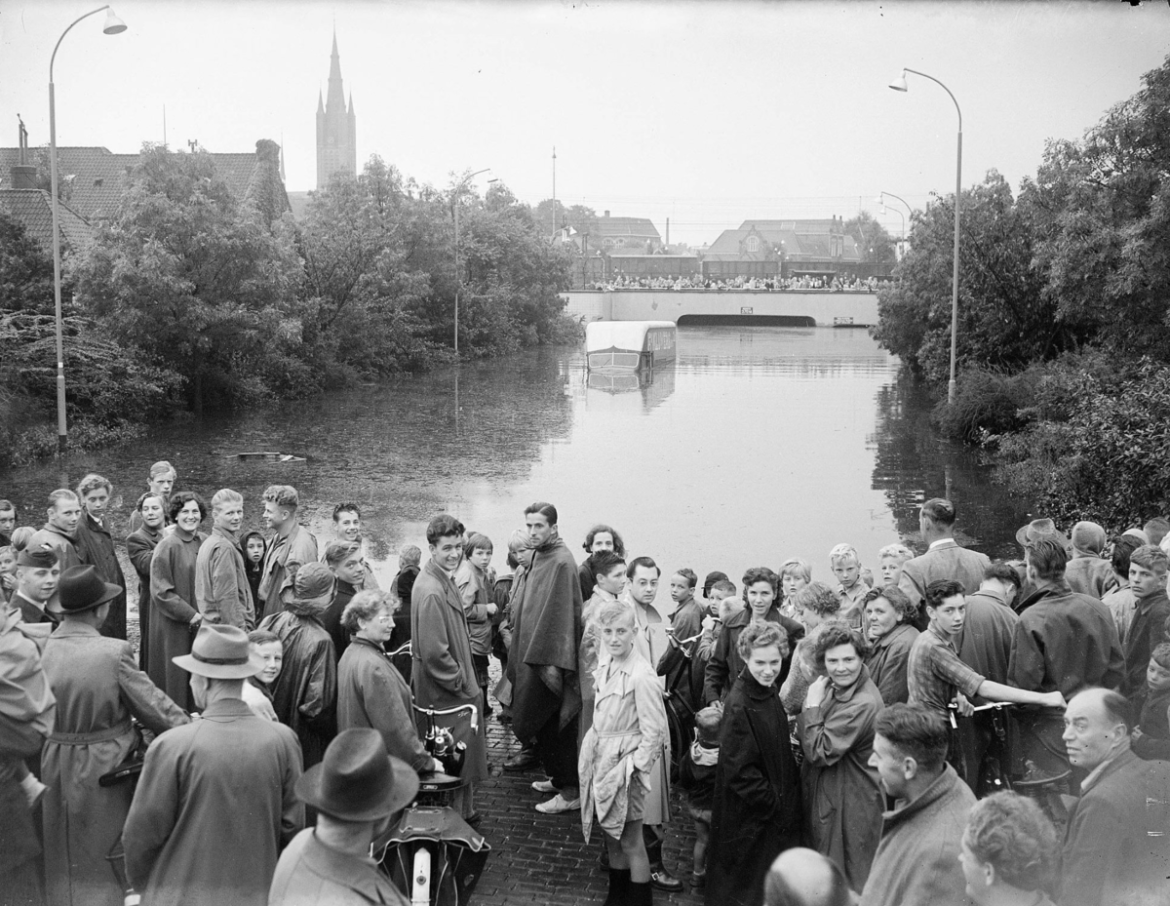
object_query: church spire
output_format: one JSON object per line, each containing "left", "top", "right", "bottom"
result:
{"left": 316, "top": 30, "right": 357, "bottom": 190}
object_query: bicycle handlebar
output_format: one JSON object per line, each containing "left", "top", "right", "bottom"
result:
{"left": 413, "top": 702, "right": 479, "bottom": 734}
{"left": 387, "top": 641, "right": 412, "bottom": 658}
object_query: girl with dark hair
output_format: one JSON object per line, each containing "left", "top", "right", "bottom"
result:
{"left": 240, "top": 530, "right": 267, "bottom": 611}
{"left": 147, "top": 491, "right": 208, "bottom": 709}
{"left": 579, "top": 524, "right": 626, "bottom": 600}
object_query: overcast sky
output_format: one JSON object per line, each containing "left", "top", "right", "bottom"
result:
{"left": 2, "top": 0, "right": 1167, "bottom": 246}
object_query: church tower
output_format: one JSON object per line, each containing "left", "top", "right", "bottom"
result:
{"left": 316, "top": 31, "right": 357, "bottom": 189}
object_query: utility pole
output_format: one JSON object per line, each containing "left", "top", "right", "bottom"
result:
{"left": 551, "top": 146, "right": 557, "bottom": 240}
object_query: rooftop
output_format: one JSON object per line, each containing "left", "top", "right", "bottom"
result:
{"left": 0, "top": 188, "right": 94, "bottom": 256}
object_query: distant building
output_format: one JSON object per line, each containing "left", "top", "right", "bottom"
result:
{"left": 702, "top": 216, "right": 862, "bottom": 280}
{"left": 591, "top": 211, "right": 662, "bottom": 251}
{"left": 0, "top": 139, "right": 290, "bottom": 228}
{"left": 0, "top": 181, "right": 93, "bottom": 258}
{"left": 316, "top": 32, "right": 357, "bottom": 189}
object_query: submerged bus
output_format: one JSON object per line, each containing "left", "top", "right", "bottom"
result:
{"left": 585, "top": 321, "right": 677, "bottom": 372}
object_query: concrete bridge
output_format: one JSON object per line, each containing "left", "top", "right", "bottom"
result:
{"left": 561, "top": 290, "right": 879, "bottom": 328}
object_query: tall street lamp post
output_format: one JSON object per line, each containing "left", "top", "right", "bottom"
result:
{"left": 875, "top": 191, "right": 911, "bottom": 259}
{"left": 49, "top": 5, "right": 127, "bottom": 454}
{"left": 889, "top": 68, "right": 962, "bottom": 404}
{"left": 452, "top": 168, "right": 491, "bottom": 355}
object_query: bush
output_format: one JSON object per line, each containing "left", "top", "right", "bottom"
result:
{"left": 996, "top": 358, "right": 1170, "bottom": 530}
{"left": 934, "top": 367, "right": 1037, "bottom": 443}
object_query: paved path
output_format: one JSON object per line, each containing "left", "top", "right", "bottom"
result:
{"left": 472, "top": 691, "right": 704, "bottom": 905}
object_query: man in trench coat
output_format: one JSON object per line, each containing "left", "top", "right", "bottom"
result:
{"left": 123, "top": 623, "right": 304, "bottom": 906}
{"left": 41, "top": 566, "right": 188, "bottom": 906}
{"left": 412, "top": 513, "right": 488, "bottom": 819}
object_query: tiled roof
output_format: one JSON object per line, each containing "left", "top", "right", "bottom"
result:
{"left": 739, "top": 219, "right": 842, "bottom": 235}
{"left": 593, "top": 215, "right": 661, "bottom": 241}
{"left": 0, "top": 188, "right": 94, "bottom": 256}
{"left": 0, "top": 144, "right": 290, "bottom": 223}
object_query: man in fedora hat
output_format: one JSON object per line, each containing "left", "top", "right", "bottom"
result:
{"left": 8, "top": 548, "right": 60, "bottom": 626}
{"left": 899, "top": 499, "right": 991, "bottom": 617}
{"left": 40, "top": 565, "right": 188, "bottom": 906}
{"left": 259, "top": 561, "right": 338, "bottom": 768}
{"left": 123, "top": 623, "right": 304, "bottom": 906}
{"left": 269, "top": 728, "right": 416, "bottom": 905}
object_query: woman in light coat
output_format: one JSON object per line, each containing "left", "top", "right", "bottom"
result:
{"left": 579, "top": 600, "right": 667, "bottom": 906}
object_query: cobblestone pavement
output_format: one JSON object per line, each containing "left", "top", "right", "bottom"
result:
{"left": 472, "top": 686, "right": 705, "bottom": 906}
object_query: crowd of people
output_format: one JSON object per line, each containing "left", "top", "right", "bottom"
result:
{"left": 1, "top": 475, "right": 1169, "bottom": 906}
{"left": 590, "top": 273, "right": 893, "bottom": 292}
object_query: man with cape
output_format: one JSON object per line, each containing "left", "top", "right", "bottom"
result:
{"left": 506, "top": 502, "right": 584, "bottom": 813}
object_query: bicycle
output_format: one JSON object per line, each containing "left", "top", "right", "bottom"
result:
{"left": 947, "top": 701, "right": 1071, "bottom": 834}
{"left": 375, "top": 702, "right": 492, "bottom": 906}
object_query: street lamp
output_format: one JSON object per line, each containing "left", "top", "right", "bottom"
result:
{"left": 875, "top": 191, "right": 910, "bottom": 258}
{"left": 451, "top": 168, "right": 491, "bottom": 355}
{"left": 889, "top": 68, "right": 962, "bottom": 404}
{"left": 49, "top": 5, "right": 127, "bottom": 454}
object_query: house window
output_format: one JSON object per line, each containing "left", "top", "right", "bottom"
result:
{"left": 745, "top": 236, "right": 760, "bottom": 253}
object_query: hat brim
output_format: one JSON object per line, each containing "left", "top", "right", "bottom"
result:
{"left": 173, "top": 648, "right": 267, "bottom": 680}
{"left": 1015, "top": 525, "right": 1070, "bottom": 549}
{"left": 46, "top": 580, "right": 122, "bottom": 616}
{"left": 296, "top": 756, "right": 420, "bottom": 821}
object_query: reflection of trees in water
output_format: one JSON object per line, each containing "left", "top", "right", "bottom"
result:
{"left": 274, "top": 349, "right": 574, "bottom": 554}
{"left": 870, "top": 375, "right": 1032, "bottom": 560}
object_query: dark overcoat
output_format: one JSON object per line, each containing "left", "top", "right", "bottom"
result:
{"left": 148, "top": 529, "right": 205, "bottom": 710}
{"left": 75, "top": 513, "right": 128, "bottom": 640}
{"left": 259, "top": 599, "right": 337, "bottom": 769}
{"left": 706, "top": 671, "right": 802, "bottom": 906}
{"left": 337, "top": 636, "right": 431, "bottom": 772}
{"left": 126, "top": 524, "right": 161, "bottom": 670}
{"left": 411, "top": 560, "right": 487, "bottom": 782}
{"left": 122, "top": 698, "right": 304, "bottom": 906}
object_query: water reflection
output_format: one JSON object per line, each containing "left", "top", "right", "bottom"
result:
{"left": 0, "top": 328, "right": 1031, "bottom": 590}
{"left": 870, "top": 376, "right": 1031, "bottom": 560}
{"left": 586, "top": 364, "right": 676, "bottom": 413}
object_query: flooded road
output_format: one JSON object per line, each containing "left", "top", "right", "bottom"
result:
{"left": 0, "top": 327, "right": 1031, "bottom": 591}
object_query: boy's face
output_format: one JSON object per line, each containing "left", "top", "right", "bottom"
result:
{"left": 82, "top": 487, "right": 109, "bottom": 519}
{"left": 669, "top": 575, "right": 693, "bottom": 604}
{"left": 597, "top": 564, "right": 625, "bottom": 596}
{"left": 1147, "top": 658, "right": 1170, "bottom": 693}
{"left": 1129, "top": 561, "right": 1165, "bottom": 600}
{"left": 469, "top": 546, "right": 492, "bottom": 571}
{"left": 879, "top": 556, "right": 903, "bottom": 586}
{"left": 928, "top": 595, "right": 966, "bottom": 637}
{"left": 781, "top": 572, "right": 807, "bottom": 599}
{"left": 600, "top": 618, "right": 635, "bottom": 660}
{"left": 0, "top": 550, "right": 15, "bottom": 576}
{"left": 832, "top": 557, "right": 860, "bottom": 589}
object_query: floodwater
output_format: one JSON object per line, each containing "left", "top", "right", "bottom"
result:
{"left": 0, "top": 327, "right": 1033, "bottom": 595}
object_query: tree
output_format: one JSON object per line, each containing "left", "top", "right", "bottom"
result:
{"left": 843, "top": 212, "right": 895, "bottom": 266}
{"left": 873, "top": 170, "right": 1064, "bottom": 384}
{"left": 74, "top": 144, "right": 305, "bottom": 412}
{"left": 1021, "top": 54, "right": 1170, "bottom": 359}
{"left": 0, "top": 212, "right": 55, "bottom": 313}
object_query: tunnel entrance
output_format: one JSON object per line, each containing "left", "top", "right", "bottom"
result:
{"left": 676, "top": 314, "right": 817, "bottom": 328}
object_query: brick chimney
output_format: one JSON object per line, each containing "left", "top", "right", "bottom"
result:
{"left": 9, "top": 164, "right": 36, "bottom": 189}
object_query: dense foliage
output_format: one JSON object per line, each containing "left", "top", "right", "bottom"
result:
{"left": 2, "top": 147, "right": 578, "bottom": 463}
{"left": 873, "top": 53, "right": 1170, "bottom": 529}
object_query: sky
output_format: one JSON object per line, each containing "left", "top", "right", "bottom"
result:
{"left": 1, "top": 0, "right": 1168, "bottom": 247}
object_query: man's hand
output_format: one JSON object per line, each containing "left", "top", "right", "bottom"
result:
{"left": 953, "top": 692, "right": 974, "bottom": 717}
{"left": 1040, "top": 691, "right": 1066, "bottom": 710}
{"left": 486, "top": 603, "right": 498, "bottom": 617}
